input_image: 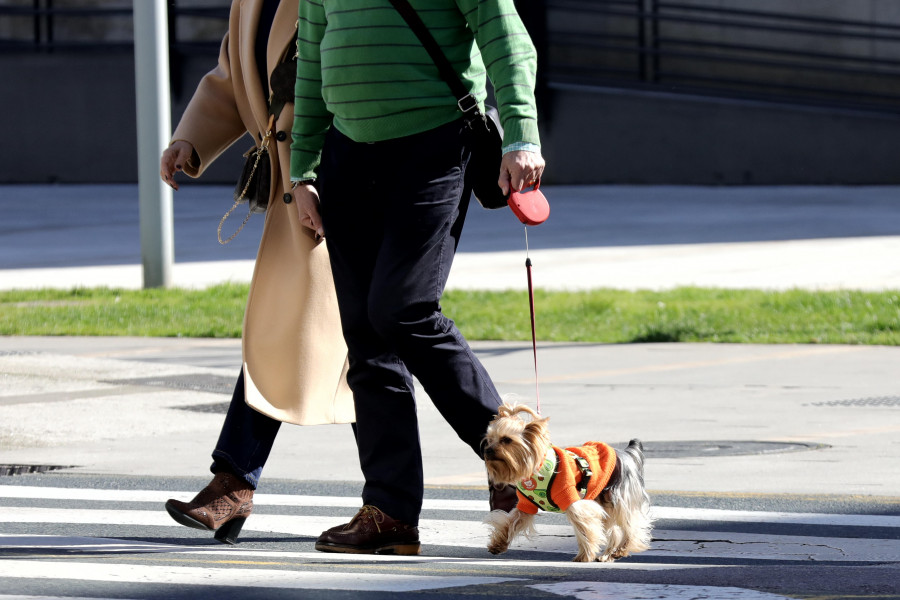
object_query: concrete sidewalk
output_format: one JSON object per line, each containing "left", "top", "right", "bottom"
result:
{"left": 1, "top": 336, "right": 898, "bottom": 498}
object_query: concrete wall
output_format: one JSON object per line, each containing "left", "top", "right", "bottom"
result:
{"left": 540, "top": 83, "right": 900, "bottom": 184}
{"left": 0, "top": 52, "right": 250, "bottom": 184}
{"left": 548, "top": 0, "right": 900, "bottom": 102}
{"left": 3, "top": 0, "right": 900, "bottom": 185}
{"left": 4, "top": 50, "right": 900, "bottom": 185}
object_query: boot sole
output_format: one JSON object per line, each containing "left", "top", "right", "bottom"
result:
{"left": 165, "top": 501, "right": 248, "bottom": 545}
{"left": 164, "top": 501, "right": 213, "bottom": 531}
{"left": 315, "top": 541, "right": 421, "bottom": 556}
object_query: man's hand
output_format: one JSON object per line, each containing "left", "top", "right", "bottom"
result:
{"left": 160, "top": 141, "right": 193, "bottom": 191}
{"left": 292, "top": 183, "right": 325, "bottom": 239}
{"left": 498, "top": 150, "right": 545, "bottom": 196}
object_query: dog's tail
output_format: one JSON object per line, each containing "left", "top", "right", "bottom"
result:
{"left": 623, "top": 439, "right": 645, "bottom": 478}
{"left": 619, "top": 439, "right": 650, "bottom": 510}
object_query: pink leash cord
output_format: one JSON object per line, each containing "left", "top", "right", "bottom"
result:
{"left": 524, "top": 227, "right": 541, "bottom": 414}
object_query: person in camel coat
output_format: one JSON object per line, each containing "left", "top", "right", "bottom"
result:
{"left": 158, "top": 0, "right": 353, "bottom": 545}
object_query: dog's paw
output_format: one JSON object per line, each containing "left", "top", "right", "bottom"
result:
{"left": 487, "top": 542, "right": 509, "bottom": 555}
{"left": 572, "top": 551, "right": 597, "bottom": 563}
{"left": 597, "top": 554, "right": 617, "bottom": 563}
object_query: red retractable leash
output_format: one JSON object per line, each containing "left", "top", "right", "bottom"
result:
{"left": 508, "top": 181, "right": 550, "bottom": 414}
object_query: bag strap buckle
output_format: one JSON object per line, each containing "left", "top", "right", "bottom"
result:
{"left": 457, "top": 93, "right": 479, "bottom": 114}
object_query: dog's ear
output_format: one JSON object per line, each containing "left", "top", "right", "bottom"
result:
{"left": 521, "top": 414, "right": 550, "bottom": 449}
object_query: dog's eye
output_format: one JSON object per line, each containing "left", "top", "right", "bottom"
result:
{"left": 500, "top": 436, "right": 512, "bottom": 445}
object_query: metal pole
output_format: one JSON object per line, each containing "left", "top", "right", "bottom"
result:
{"left": 133, "top": 0, "right": 174, "bottom": 288}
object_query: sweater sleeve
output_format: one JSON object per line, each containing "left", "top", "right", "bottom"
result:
{"left": 290, "top": 0, "right": 333, "bottom": 181}
{"left": 457, "top": 0, "right": 540, "bottom": 149}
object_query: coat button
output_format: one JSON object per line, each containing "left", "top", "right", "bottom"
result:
{"left": 283, "top": 193, "right": 292, "bottom": 204}
{"left": 276, "top": 130, "right": 287, "bottom": 142}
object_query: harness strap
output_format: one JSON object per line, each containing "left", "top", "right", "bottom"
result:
{"left": 572, "top": 454, "right": 593, "bottom": 496}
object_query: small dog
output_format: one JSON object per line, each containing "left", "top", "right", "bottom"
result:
{"left": 483, "top": 402, "right": 653, "bottom": 562}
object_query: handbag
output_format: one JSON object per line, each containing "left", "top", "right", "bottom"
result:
{"left": 218, "top": 115, "right": 274, "bottom": 244}
{"left": 388, "top": 0, "right": 508, "bottom": 210}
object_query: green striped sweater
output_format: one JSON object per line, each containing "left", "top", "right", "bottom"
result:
{"left": 290, "top": 0, "right": 540, "bottom": 181}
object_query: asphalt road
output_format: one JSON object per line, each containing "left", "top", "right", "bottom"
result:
{"left": 2, "top": 473, "right": 898, "bottom": 600}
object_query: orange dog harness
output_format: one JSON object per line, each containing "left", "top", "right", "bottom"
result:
{"left": 516, "top": 442, "right": 617, "bottom": 514}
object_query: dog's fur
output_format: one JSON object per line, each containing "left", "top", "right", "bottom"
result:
{"left": 483, "top": 402, "right": 653, "bottom": 562}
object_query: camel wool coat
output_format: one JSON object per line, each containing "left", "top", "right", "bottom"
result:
{"left": 171, "top": 0, "right": 353, "bottom": 425}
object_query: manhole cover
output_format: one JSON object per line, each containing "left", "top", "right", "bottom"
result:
{"left": 1, "top": 464, "right": 75, "bottom": 477}
{"left": 618, "top": 440, "right": 828, "bottom": 459}
{"left": 101, "top": 374, "right": 235, "bottom": 395}
{"left": 809, "top": 396, "right": 900, "bottom": 408}
{"left": 173, "top": 402, "right": 231, "bottom": 414}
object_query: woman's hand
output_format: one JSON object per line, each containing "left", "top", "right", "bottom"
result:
{"left": 292, "top": 183, "right": 325, "bottom": 240}
{"left": 498, "top": 150, "right": 545, "bottom": 196}
{"left": 160, "top": 141, "right": 194, "bottom": 190}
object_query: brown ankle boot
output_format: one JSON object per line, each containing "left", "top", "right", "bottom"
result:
{"left": 165, "top": 472, "right": 254, "bottom": 544}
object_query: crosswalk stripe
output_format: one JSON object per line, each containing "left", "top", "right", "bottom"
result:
{"left": 3, "top": 508, "right": 898, "bottom": 562}
{"left": 0, "top": 560, "right": 522, "bottom": 592}
{"left": 652, "top": 505, "right": 900, "bottom": 528}
{"left": 3, "top": 486, "right": 897, "bottom": 528}
{"left": 0, "top": 486, "right": 480, "bottom": 511}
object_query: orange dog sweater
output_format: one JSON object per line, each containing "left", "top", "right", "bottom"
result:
{"left": 516, "top": 442, "right": 617, "bottom": 514}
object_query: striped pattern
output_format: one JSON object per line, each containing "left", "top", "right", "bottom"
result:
{"left": 291, "top": 0, "right": 539, "bottom": 180}
{"left": 3, "top": 483, "right": 899, "bottom": 598}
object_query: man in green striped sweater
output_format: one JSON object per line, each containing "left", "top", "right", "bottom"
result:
{"left": 289, "top": 0, "right": 545, "bottom": 555}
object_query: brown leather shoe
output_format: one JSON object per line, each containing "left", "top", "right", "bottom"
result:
{"left": 489, "top": 483, "right": 518, "bottom": 512}
{"left": 315, "top": 505, "right": 420, "bottom": 555}
{"left": 165, "top": 472, "right": 253, "bottom": 545}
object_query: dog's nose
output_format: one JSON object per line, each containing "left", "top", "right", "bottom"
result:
{"left": 484, "top": 446, "right": 495, "bottom": 457}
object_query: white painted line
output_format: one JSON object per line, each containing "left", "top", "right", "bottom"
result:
{"left": 0, "top": 560, "right": 520, "bottom": 592}
{"left": 532, "top": 582, "right": 794, "bottom": 599}
{"left": 0, "top": 534, "right": 204, "bottom": 554}
{"left": 2, "top": 510, "right": 898, "bottom": 562}
{"left": 3, "top": 486, "right": 899, "bottom": 528}
{"left": 652, "top": 506, "right": 900, "bottom": 529}
{"left": 0, "top": 486, "right": 483, "bottom": 511}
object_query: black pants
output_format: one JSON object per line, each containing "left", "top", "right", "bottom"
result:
{"left": 211, "top": 370, "right": 281, "bottom": 489}
{"left": 318, "top": 119, "right": 502, "bottom": 526}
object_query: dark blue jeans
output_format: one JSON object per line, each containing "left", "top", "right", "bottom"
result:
{"left": 318, "top": 119, "right": 503, "bottom": 526}
{"left": 211, "top": 369, "right": 281, "bottom": 489}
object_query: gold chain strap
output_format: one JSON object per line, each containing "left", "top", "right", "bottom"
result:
{"left": 217, "top": 116, "right": 275, "bottom": 245}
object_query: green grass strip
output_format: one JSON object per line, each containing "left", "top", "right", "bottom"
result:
{"left": 1, "top": 285, "right": 898, "bottom": 345}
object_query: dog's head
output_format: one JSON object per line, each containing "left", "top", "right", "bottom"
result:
{"left": 482, "top": 402, "right": 551, "bottom": 485}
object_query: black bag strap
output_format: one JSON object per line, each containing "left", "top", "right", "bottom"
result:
{"left": 387, "top": 0, "right": 482, "bottom": 115}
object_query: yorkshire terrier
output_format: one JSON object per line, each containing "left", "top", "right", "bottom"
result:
{"left": 483, "top": 402, "right": 653, "bottom": 562}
